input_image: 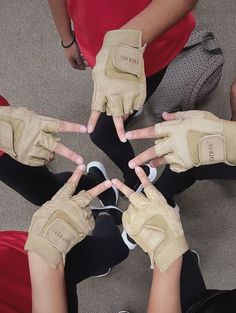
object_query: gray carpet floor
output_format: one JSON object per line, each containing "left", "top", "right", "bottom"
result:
{"left": 0, "top": 1, "right": 236, "bottom": 312}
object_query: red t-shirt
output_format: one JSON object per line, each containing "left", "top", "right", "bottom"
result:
{"left": 0, "top": 95, "right": 10, "bottom": 157}
{"left": 0, "top": 231, "right": 31, "bottom": 313}
{"left": 67, "top": 0, "right": 195, "bottom": 76}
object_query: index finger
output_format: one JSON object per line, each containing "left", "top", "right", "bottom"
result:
{"left": 52, "top": 164, "right": 85, "bottom": 199}
{"left": 67, "top": 164, "right": 85, "bottom": 185}
{"left": 59, "top": 121, "right": 87, "bottom": 134}
{"left": 128, "top": 146, "right": 156, "bottom": 169}
{"left": 134, "top": 167, "right": 151, "bottom": 188}
{"left": 54, "top": 142, "right": 84, "bottom": 165}
{"left": 111, "top": 178, "right": 134, "bottom": 198}
{"left": 87, "top": 110, "right": 101, "bottom": 133}
{"left": 113, "top": 116, "right": 126, "bottom": 143}
{"left": 126, "top": 126, "right": 156, "bottom": 140}
{"left": 87, "top": 180, "right": 112, "bottom": 199}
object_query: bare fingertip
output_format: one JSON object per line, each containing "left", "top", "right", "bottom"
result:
{"left": 76, "top": 157, "right": 84, "bottom": 165}
{"left": 126, "top": 131, "right": 132, "bottom": 140}
{"left": 128, "top": 161, "right": 135, "bottom": 169}
{"left": 80, "top": 125, "right": 87, "bottom": 133}
{"left": 87, "top": 125, "right": 94, "bottom": 133}
{"left": 135, "top": 166, "right": 142, "bottom": 173}
{"left": 120, "top": 135, "right": 127, "bottom": 143}
{"left": 104, "top": 180, "right": 112, "bottom": 188}
{"left": 78, "top": 164, "right": 85, "bottom": 171}
{"left": 111, "top": 178, "right": 118, "bottom": 185}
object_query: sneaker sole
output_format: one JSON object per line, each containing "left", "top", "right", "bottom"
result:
{"left": 87, "top": 161, "right": 119, "bottom": 206}
{"left": 121, "top": 230, "right": 137, "bottom": 250}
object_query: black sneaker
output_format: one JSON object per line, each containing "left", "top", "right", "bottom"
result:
{"left": 91, "top": 205, "right": 123, "bottom": 225}
{"left": 87, "top": 161, "right": 118, "bottom": 207}
{"left": 122, "top": 164, "right": 157, "bottom": 195}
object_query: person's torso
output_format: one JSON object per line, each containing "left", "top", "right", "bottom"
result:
{"left": 66, "top": 0, "right": 195, "bottom": 76}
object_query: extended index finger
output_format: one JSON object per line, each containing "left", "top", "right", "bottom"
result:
{"left": 111, "top": 179, "right": 134, "bottom": 198}
{"left": 87, "top": 110, "right": 101, "bottom": 133}
{"left": 126, "top": 126, "right": 156, "bottom": 140}
{"left": 128, "top": 146, "right": 156, "bottom": 169}
{"left": 59, "top": 120, "right": 87, "bottom": 133}
{"left": 87, "top": 180, "right": 112, "bottom": 199}
{"left": 113, "top": 116, "right": 126, "bottom": 143}
{"left": 54, "top": 142, "right": 84, "bottom": 165}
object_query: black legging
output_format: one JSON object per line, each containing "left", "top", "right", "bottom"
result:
{"left": 90, "top": 68, "right": 167, "bottom": 185}
{"left": 0, "top": 153, "right": 110, "bottom": 206}
{"left": 65, "top": 214, "right": 129, "bottom": 313}
{"left": 154, "top": 163, "right": 236, "bottom": 207}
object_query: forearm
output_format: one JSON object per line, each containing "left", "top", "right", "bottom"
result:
{"left": 147, "top": 256, "right": 182, "bottom": 313}
{"left": 48, "top": 0, "right": 73, "bottom": 44}
{"left": 122, "top": 0, "right": 197, "bottom": 44}
{"left": 28, "top": 252, "right": 68, "bottom": 313}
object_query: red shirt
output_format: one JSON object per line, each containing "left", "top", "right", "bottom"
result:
{"left": 0, "top": 95, "right": 10, "bottom": 157}
{"left": 67, "top": 0, "right": 195, "bottom": 76}
{"left": 0, "top": 231, "right": 31, "bottom": 313}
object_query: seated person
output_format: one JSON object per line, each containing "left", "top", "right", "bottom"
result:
{"left": 0, "top": 166, "right": 128, "bottom": 313}
{"left": 0, "top": 95, "right": 117, "bottom": 206}
{"left": 113, "top": 167, "right": 236, "bottom": 313}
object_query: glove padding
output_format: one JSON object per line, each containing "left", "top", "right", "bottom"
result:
{"left": 155, "top": 110, "right": 236, "bottom": 172}
{"left": 25, "top": 182, "right": 95, "bottom": 268}
{"left": 0, "top": 106, "right": 60, "bottom": 166}
{"left": 122, "top": 184, "right": 188, "bottom": 272}
{"left": 92, "top": 29, "right": 146, "bottom": 116}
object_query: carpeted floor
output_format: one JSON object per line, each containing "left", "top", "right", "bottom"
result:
{"left": 0, "top": 1, "right": 235, "bottom": 312}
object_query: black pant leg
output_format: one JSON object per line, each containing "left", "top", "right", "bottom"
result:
{"left": 90, "top": 68, "right": 167, "bottom": 183}
{"left": 181, "top": 250, "right": 207, "bottom": 312}
{"left": 154, "top": 165, "right": 196, "bottom": 206}
{"left": 0, "top": 154, "right": 60, "bottom": 206}
{"left": 154, "top": 163, "right": 236, "bottom": 206}
{"left": 65, "top": 217, "right": 129, "bottom": 312}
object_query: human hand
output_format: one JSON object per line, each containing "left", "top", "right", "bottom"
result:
{"left": 64, "top": 40, "right": 88, "bottom": 70}
{"left": 112, "top": 167, "right": 188, "bottom": 272}
{"left": 127, "top": 110, "right": 236, "bottom": 172}
{"left": 25, "top": 164, "right": 112, "bottom": 268}
{"left": 87, "top": 29, "right": 146, "bottom": 142}
{"left": 0, "top": 106, "right": 87, "bottom": 166}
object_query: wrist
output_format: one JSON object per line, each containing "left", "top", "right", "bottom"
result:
{"left": 61, "top": 31, "right": 76, "bottom": 48}
{"left": 223, "top": 120, "right": 236, "bottom": 164}
{"left": 25, "top": 233, "right": 62, "bottom": 269}
{"left": 103, "top": 29, "right": 142, "bottom": 48}
{"left": 152, "top": 235, "right": 188, "bottom": 273}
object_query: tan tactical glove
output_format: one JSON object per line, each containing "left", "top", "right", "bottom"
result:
{"left": 155, "top": 110, "right": 236, "bottom": 172}
{"left": 25, "top": 182, "right": 95, "bottom": 268}
{"left": 0, "top": 106, "right": 60, "bottom": 166}
{"left": 122, "top": 184, "right": 188, "bottom": 272}
{"left": 92, "top": 29, "right": 146, "bottom": 116}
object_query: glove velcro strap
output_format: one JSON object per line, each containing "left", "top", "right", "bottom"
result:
{"left": 25, "top": 233, "right": 62, "bottom": 269}
{"left": 223, "top": 120, "right": 236, "bottom": 165}
{"left": 103, "top": 29, "right": 142, "bottom": 48}
{"left": 112, "top": 44, "right": 142, "bottom": 77}
{"left": 152, "top": 235, "right": 189, "bottom": 272}
{"left": 0, "top": 120, "right": 16, "bottom": 156}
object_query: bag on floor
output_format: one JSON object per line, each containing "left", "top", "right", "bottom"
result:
{"left": 150, "top": 25, "right": 224, "bottom": 116}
